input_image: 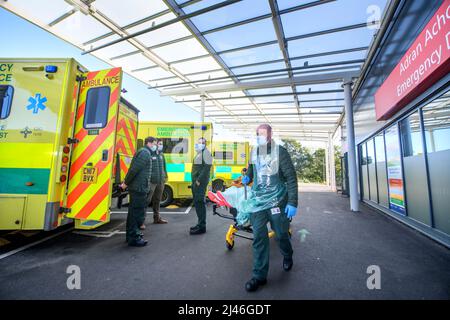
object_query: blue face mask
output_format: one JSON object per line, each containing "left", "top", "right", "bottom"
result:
{"left": 195, "top": 143, "right": 205, "bottom": 152}
{"left": 257, "top": 136, "right": 267, "bottom": 146}
{"left": 150, "top": 145, "right": 157, "bottom": 152}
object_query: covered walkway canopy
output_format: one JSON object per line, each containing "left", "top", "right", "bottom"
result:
{"left": 1, "top": 0, "right": 396, "bottom": 210}
{"left": 1, "top": 0, "right": 390, "bottom": 141}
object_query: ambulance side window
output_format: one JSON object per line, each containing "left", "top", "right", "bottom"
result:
{"left": 0, "top": 85, "right": 14, "bottom": 119}
{"left": 84, "top": 86, "right": 110, "bottom": 129}
{"left": 213, "top": 151, "right": 233, "bottom": 160}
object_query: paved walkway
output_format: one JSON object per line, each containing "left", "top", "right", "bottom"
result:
{"left": 0, "top": 186, "right": 449, "bottom": 299}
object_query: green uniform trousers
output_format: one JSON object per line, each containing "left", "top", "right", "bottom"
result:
{"left": 250, "top": 206, "right": 293, "bottom": 280}
{"left": 191, "top": 182, "right": 208, "bottom": 229}
{"left": 146, "top": 182, "right": 165, "bottom": 221}
{"left": 126, "top": 191, "right": 147, "bottom": 243}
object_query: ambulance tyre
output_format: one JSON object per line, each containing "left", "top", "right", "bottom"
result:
{"left": 160, "top": 185, "right": 173, "bottom": 208}
{"left": 212, "top": 179, "right": 225, "bottom": 193}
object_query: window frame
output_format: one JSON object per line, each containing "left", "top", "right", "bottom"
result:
{"left": 0, "top": 85, "right": 14, "bottom": 120}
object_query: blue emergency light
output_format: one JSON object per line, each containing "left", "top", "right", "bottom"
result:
{"left": 45, "top": 65, "right": 58, "bottom": 73}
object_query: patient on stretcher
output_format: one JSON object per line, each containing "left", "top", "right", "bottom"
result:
{"left": 208, "top": 186, "right": 252, "bottom": 227}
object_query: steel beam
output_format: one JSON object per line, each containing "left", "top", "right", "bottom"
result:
{"left": 175, "top": 89, "right": 344, "bottom": 103}
{"left": 269, "top": 0, "right": 301, "bottom": 122}
{"left": 160, "top": 70, "right": 360, "bottom": 96}
{"left": 154, "top": 60, "right": 364, "bottom": 89}
{"left": 82, "top": 0, "right": 242, "bottom": 55}
{"left": 206, "top": 112, "right": 342, "bottom": 117}
{"left": 145, "top": 46, "right": 368, "bottom": 83}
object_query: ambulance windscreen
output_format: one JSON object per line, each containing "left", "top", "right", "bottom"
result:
{"left": 84, "top": 86, "right": 110, "bottom": 129}
{"left": 0, "top": 85, "right": 13, "bottom": 119}
{"left": 159, "top": 137, "right": 189, "bottom": 155}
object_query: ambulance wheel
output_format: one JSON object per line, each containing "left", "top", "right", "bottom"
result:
{"left": 226, "top": 241, "right": 234, "bottom": 250}
{"left": 212, "top": 179, "right": 225, "bottom": 193}
{"left": 160, "top": 185, "right": 173, "bottom": 207}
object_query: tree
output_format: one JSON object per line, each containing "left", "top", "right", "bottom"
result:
{"left": 282, "top": 139, "right": 326, "bottom": 183}
{"left": 334, "top": 145, "right": 343, "bottom": 188}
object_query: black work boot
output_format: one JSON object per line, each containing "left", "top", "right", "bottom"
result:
{"left": 189, "top": 226, "right": 206, "bottom": 235}
{"left": 245, "top": 278, "right": 267, "bottom": 292}
{"left": 283, "top": 257, "right": 293, "bottom": 271}
{"left": 128, "top": 239, "right": 148, "bottom": 247}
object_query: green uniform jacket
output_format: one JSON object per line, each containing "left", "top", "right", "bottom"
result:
{"left": 247, "top": 142, "right": 298, "bottom": 207}
{"left": 149, "top": 150, "right": 168, "bottom": 184}
{"left": 191, "top": 148, "right": 212, "bottom": 186}
{"left": 124, "top": 146, "right": 152, "bottom": 193}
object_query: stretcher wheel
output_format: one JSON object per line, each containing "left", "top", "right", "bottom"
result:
{"left": 226, "top": 240, "right": 234, "bottom": 250}
{"left": 288, "top": 229, "right": 292, "bottom": 238}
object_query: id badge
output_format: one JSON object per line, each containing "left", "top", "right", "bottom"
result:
{"left": 271, "top": 207, "right": 281, "bottom": 215}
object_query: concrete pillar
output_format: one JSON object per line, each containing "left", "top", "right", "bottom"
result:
{"left": 329, "top": 132, "right": 336, "bottom": 191}
{"left": 200, "top": 94, "right": 206, "bottom": 123}
{"left": 325, "top": 142, "right": 330, "bottom": 186}
{"left": 343, "top": 80, "right": 359, "bottom": 211}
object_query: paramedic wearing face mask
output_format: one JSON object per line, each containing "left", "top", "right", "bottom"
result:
{"left": 190, "top": 137, "right": 212, "bottom": 235}
{"left": 241, "top": 124, "right": 298, "bottom": 292}
{"left": 140, "top": 137, "right": 168, "bottom": 230}
{"left": 121, "top": 136, "right": 153, "bottom": 247}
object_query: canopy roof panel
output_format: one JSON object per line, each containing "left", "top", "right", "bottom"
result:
{"left": 1, "top": 0, "right": 390, "bottom": 141}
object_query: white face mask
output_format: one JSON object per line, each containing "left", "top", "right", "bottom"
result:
{"left": 195, "top": 143, "right": 205, "bottom": 152}
{"left": 256, "top": 136, "right": 267, "bottom": 146}
{"left": 158, "top": 145, "right": 163, "bottom": 152}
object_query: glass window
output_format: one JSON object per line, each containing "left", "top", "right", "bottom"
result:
{"left": 422, "top": 89, "right": 450, "bottom": 235}
{"left": 137, "top": 139, "right": 144, "bottom": 150}
{"left": 360, "top": 143, "right": 369, "bottom": 201}
{"left": 399, "top": 111, "right": 423, "bottom": 157}
{"left": 158, "top": 137, "right": 189, "bottom": 155}
{"left": 0, "top": 85, "right": 14, "bottom": 119}
{"left": 360, "top": 143, "right": 367, "bottom": 165}
{"left": 399, "top": 110, "right": 431, "bottom": 225}
{"left": 375, "top": 134, "right": 386, "bottom": 162}
{"left": 422, "top": 90, "right": 450, "bottom": 153}
{"left": 385, "top": 124, "right": 406, "bottom": 215}
{"left": 375, "top": 133, "right": 389, "bottom": 207}
{"left": 213, "top": 151, "right": 233, "bottom": 161}
{"left": 367, "top": 138, "right": 378, "bottom": 202}
{"left": 367, "top": 139, "right": 375, "bottom": 165}
{"left": 84, "top": 87, "right": 110, "bottom": 129}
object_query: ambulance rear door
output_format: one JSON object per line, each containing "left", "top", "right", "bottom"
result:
{"left": 65, "top": 67, "right": 122, "bottom": 225}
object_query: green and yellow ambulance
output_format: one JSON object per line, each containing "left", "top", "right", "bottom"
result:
{"left": 137, "top": 121, "right": 213, "bottom": 206}
{"left": 0, "top": 58, "right": 138, "bottom": 231}
{"left": 211, "top": 141, "right": 250, "bottom": 192}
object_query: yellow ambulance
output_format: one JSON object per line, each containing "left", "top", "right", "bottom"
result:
{"left": 212, "top": 141, "right": 249, "bottom": 192}
{"left": 137, "top": 121, "right": 213, "bottom": 206}
{"left": 0, "top": 58, "right": 138, "bottom": 231}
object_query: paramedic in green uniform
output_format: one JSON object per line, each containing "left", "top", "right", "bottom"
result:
{"left": 242, "top": 124, "right": 298, "bottom": 291}
{"left": 140, "top": 137, "right": 168, "bottom": 229}
{"left": 189, "top": 137, "right": 212, "bottom": 235}
{"left": 120, "top": 137, "right": 153, "bottom": 247}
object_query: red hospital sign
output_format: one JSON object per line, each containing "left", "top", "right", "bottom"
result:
{"left": 375, "top": 0, "right": 450, "bottom": 120}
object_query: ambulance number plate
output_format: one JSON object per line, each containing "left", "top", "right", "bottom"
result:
{"left": 81, "top": 167, "right": 98, "bottom": 183}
